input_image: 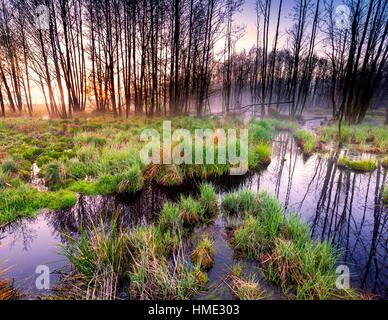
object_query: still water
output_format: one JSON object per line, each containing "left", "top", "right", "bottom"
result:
{"left": 0, "top": 132, "right": 386, "bottom": 299}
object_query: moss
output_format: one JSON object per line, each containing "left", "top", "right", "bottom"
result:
{"left": 383, "top": 188, "right": 388, "bottom": 203}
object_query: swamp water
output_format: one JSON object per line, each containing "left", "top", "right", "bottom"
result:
{"left": 0, "top": 132, "right": 386, "bottom": 299}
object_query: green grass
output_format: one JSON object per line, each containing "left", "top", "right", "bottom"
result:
{"left": 383, "top": 188, "right": 388, "bottom": 203}
{"left": 293, "top": 129, "right": 317, "bottom": 156}
{"left": 228, "top": 273, "right": 265, "bottom": 300}
{"left": 224, "top": 189, "right": 362, "bottom": 300}
{"left": 221, "top": 189, "right": 259, "bottom": 217}
{"left": 178, "top": 195, "right": 202, "bottom": 226}
{"left": 128, "top": 225, "right": 201, "bottom": 299}
{"left": 158, "top": 202, "right": 182, "bottom": 233}
{"left": 198, "top": 183, "right": 218, "bottom": 219}
{"left": 319, "top": 124, "right": 388, "bottom": 153}
{"left": 0, "top": 184, "right": 77, "bottom": 224}
{"left": 61, "top": 216, "right": 130, "bottom": 300}
{"left": 337, "top": 157, "right": 377, "bottom": 172}
{"left": 191, "top": 237, "right": 215, "bottom": 270}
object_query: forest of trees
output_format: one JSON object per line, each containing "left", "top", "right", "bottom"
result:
{"left": 0, "top": 0, "right": 387, "bottom": 124}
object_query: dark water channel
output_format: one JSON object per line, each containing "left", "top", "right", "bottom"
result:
{"left": 0, "top": 132, "right": 386, "bottom": 299}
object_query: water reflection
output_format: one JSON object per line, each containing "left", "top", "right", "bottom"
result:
{"left": 240, "top": 132, "right": 387, "bottom": 297}
{"left": 0, "top": 132, "right": 387, "bottom": 298}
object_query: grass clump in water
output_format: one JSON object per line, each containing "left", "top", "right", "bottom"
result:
{"left": 293, "top": 129, "right": 316, "bottom": 156}
{"left": 225, "top": 190, "right": 364, "bottom": 300}
{"left": 179, "top": 195, "right": 202, "bottom": 227}
{"left": 383, "top": 188, "right": 388, "bottom": 203}
{"left": 158, "top": 202, "right": 182, "bottom": 233}
{"left": 198, "top": 183, "right": 218, "bottom": 219}
{"left": 337, "top": 157, "right": 377, "bottom": 172}
{"left": 61, "top": 217, "right": 130, "bottom": 300}
{"left": 221, "top": 189, "right": 259, "bottom": 217}
{"left": 43, "top": 160, "right": 67, "bottom": 189}
{"left": 228, "top": 272, "right": 265, "bottom": 300}
{"left": 191, "top": 237, "right": 215, "bottom": 270}
{"left": 128, "top": 225, "right": 200, "bottom": 300}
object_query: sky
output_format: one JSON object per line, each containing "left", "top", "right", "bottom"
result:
{"left": 233, "top": 0, "right": 345, "bottom": 52}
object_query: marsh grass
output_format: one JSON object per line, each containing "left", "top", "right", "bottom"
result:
{"left": 179, "top": 195, "right": 202, "bottom": 226}
{"left": 319, "top": 124, "right": 388, "bottom": 153}
{"left": 383, "top": 188, "right": 388, "bottom": 203}
{"left": 159, "top": 202, "right": 182, "bottom": 233}
{"left": 226, "top": 265, "right": 265, "bottom": 300}
{"left": 221, "top": 189, "right": 259, "bottom": 217}
{"left": 337, "top": 157, "right": 377, "bottom": 172}
{"left": 128, "top": 225, "right": 200, "bottom": 300}
{"left": 224, "top": 190, "right": 363, "bottom": 300}
{"left": 191, "top": 237, "right": 215, "bottom": 270}
{"left": 381, "top": 156, "right": 388, "bottom": 169}
{"left": 293, "top": 129, "right": 317, "bottom": 156}
{"left": 60, "top": 216, "right": 129, "bottom": 300}
{"left": 0, "top": 184, "right": 77, "bottom": 223}
{"left": 198, "top": 183, "right": 218, "bottom": 219}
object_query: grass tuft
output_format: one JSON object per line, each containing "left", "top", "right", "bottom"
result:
{"left": 191, "top": 237, "right": 215, "bottom": 270}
